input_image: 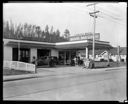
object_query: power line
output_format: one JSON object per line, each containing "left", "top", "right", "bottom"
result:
{"left": 86, "top": 4, "right": 124, "bottom": 21}
{"left": 65, "top": 4, "right": 126, "bottom": 27}
{"left": 99, "top": 13, "right": 126, "bottom": 25}
{"left": 98, "top": 11, "right": 126, "bottom": 25}
{"left": 65, "top": 4, "right": 126, "bottom": 39}
{"left": 99, "top": 11, "right": 123, "bottom": 21}
{"left": 55, "top": 4, "right": 125, "bottom": 27}
{"left": 96, "top": 5, "right": 122, "bottom": 18}
{"left": 97, "top": 14, "right": 126, "bottom": 26}
{"left": 96, "top": 4, "right": 126, "bottom": 22}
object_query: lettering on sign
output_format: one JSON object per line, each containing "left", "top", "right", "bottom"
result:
{"left": 70, "top": 33, "right": 100, "bottom": 41}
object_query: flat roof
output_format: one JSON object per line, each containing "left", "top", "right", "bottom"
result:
{"left": 3, "top": 38, "right": 112, "bottom": 49}
{"left": 3, "top": 39, "right": 55, "bottom": 45}
{"left": 55, "top": 39, "right": 112, "bottom": 49}
{"left": 3, "top": 39, "right": 56, "bottom": 49}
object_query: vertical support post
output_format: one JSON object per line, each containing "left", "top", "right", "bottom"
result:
{"left": 107, "top": 51, "right": 110, "bottom": 66}
{"left": 64, "top": 51, "right": 66, "bottom": 65}
{"left": 35, "top": 64, "right": 37, "bottom": 73}
{"left": 69, "top": 51, "right": 71, "bottom": 63}
{"left": 86, "top": 47, "right": 88, "bottom": 59}
{"left": 18, "top": 42, "right": 20, "bottom": 61}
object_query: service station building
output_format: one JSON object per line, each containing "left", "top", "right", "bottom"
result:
{"left": 3, "top": 33, "right": 113, "bottom": 65}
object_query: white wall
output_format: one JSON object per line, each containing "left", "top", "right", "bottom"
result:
{"left": 30, "top": 48, "right": 37, "bottom": 62}
{"left": 51, "top": 49, "right": 58, "bottom": 57}
{"left": 4, "top": 46, "right": 12, "bottom": 61}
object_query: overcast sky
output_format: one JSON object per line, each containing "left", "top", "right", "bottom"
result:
{"left": 3, "top": 2, "right": 127, "bottom": 47}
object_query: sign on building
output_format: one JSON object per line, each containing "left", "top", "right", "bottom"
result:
{"left": 69, "top": 33, "right": 100, "bottom": 41}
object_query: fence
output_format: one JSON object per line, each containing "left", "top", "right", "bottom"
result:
{"left": 3, "top": 60, "right": 35, "bottom": 72}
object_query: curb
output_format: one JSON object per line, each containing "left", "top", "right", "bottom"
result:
{"left": 3, "top": 73, "right": 56, "bottom": 82}
{"left": 105, "top": 66, "right": 126, "bottom": 71}
{"left": 3, "top": 66, "right": 126, "bottom": 82}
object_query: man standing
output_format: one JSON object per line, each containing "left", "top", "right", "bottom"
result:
{"left": 32, "top": 56, "right": 37, "bottom": 73}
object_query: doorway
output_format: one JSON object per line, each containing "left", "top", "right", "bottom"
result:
{"left": 58, "top": 50, "right": 76, "bottom": 65}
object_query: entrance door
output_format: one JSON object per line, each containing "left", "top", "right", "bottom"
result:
{"left": 20, "top": 49, "right": 30, "bottom": 63}
{"left": 59, "top": 51, "right": 65, "bottom": 64}
{"left": 13, "top": 48, "right": 18, "bottom": 61}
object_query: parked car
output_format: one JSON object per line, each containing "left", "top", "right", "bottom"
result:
{"left": 37, "top": 56, "right": 49, "bottom": 66}
{"left": 37, "top": 56, "right": 58, "bottom": 66}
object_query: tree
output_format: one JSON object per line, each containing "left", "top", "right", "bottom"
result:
{"left": 44, "top": 25, "right": 50, "bottom": 42}
{"left": 41, "top": 30, "right": 46, "bottom": 38}
{"left": 44, "top": 25, "right": 49, "bottom": 33}
{"left": 50, "top": 26, "right": 54, "bottom": 34}
{"left": 56, "top": 29, "right": 60, "bottom": 37}
{"left": 23, "top": 23, "right": 28, "bottom": 37}
{"left": 27, "top": 24, "right": 32, "bottom": 37}
{"left": 55, "top": 29, "right": 60, "bottom": 42}
{"left": 15, "top": 23, "right": 23, "bottom": 39}
{"left": 3, "top": 21, "right": 10, "bottom": 38}
{"left": 36, "top": 26, "right": 41, "bottom": 38}
{"left": 32, "top": 25, "right": 37, "bottom": 38}
{"left": 3, "top": 21, "right": 69, "bottom": 42}
{"left": 63, "top": 29, "right": 70, "bottom": 40}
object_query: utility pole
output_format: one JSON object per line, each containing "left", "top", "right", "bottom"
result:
{"left": 87, "top": 3, "right": 99, "bottom": 60}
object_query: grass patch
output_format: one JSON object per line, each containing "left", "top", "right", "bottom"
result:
{"left": 3, "top": 68, "right": 33, "bottom": 76}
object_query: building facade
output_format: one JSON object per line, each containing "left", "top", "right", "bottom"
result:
{"left": 3, "top": 38, "right": 113, "bottom": 65}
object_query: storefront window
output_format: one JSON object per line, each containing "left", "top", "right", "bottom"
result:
{"left": 13, "top": 48, "right": 30, "bottom": 63}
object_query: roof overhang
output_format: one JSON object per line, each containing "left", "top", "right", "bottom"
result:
{"left": 55, "top": 40, "right": 113, "bottom": 49}
{"left": 3, "top": 39, "right": 55, "bottom": 49}
{"left": 3, "top": 39, "right": 113, "bottom": 50}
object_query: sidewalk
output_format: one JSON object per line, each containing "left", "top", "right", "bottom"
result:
{"left": 3, "top": 66, "right": 126, "bottom": 82}
{"left": 3, "top": 71, "right": 56, "bottom": 82}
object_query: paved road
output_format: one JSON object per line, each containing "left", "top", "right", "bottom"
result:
{"left": 3, "top": 67, "right": 126, "bottom": 101}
